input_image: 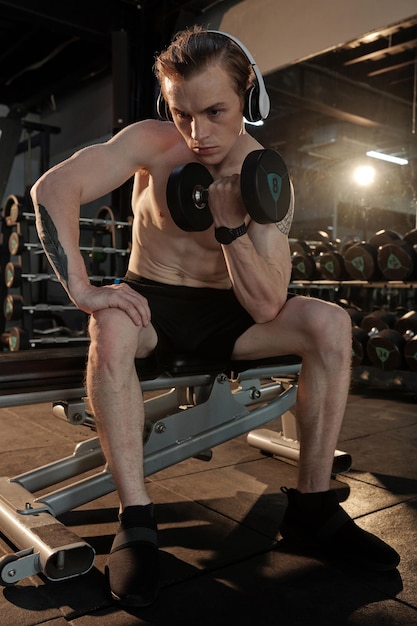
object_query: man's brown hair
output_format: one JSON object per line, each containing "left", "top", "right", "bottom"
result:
{"left": 154, "top": 26, "right": 255, "bottom": 104}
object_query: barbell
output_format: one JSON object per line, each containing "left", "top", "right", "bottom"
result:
{"left": 166, "top": 149, "right": 291, "bottom": 232}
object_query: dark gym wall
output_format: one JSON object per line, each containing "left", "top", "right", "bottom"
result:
{"left": 3, "top": 0, "right": 417, "bottom": 218}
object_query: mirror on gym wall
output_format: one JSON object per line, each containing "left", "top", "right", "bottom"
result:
{"left": 251, "top": 16, "right": 417, "bottom": 246}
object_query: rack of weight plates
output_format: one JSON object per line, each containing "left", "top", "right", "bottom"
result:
{"left": 1, "top": 194, "right": 132, "bottom": 351}
{"left": 289, "top": 228, "right": 417, "bottom": 393}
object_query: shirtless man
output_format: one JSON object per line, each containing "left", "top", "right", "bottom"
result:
{"left": 31, "top": 27, "right": 399, "bottom": 607}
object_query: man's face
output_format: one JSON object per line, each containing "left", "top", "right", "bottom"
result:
{"left": 163, "top": 63, "right": 244, "bottom": 165}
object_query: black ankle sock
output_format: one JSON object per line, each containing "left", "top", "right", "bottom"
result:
{"left": 293, "top": 489, "right": 339, "bottom": 514}
{"left": 283, "top": 487, "right": 341, "bottom": 528}
{"left": 119, "top": 504, "right": 156, "bottom": 529}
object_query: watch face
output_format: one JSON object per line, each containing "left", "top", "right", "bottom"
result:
{"left": 215, "top": 227, "right": 235, "bottom": 244}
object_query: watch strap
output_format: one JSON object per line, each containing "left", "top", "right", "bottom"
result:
{"left": 215, "top": 222, "right": 247, "bottom": 244}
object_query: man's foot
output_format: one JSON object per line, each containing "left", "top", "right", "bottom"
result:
{"left": 280, "top": 487, "right": 400, "bottom": 571}
{"left": 105, "top": 504, "right": 160, "bottom": 607}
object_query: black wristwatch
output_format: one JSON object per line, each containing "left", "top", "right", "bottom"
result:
{"left": 214, "top": 222, "right": 247, "bottom": 245}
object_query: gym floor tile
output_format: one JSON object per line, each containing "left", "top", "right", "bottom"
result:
{"left": 0, "top": 390, "right": 416, "bottom": 625}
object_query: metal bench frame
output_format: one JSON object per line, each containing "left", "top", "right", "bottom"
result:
{"left": 0, "top": 350, "right": 350, "bottom": 585}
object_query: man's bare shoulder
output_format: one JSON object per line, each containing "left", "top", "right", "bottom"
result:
{"left": 123, "top": 119, "right": 183, "bottom": 148}
{"left": 116, "top": 119, "right": 188, "bottom": 169}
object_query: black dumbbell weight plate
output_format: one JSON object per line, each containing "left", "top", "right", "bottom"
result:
{"left": 4, "top": 262, "right": 21, "bottom": 288}
{"left": 367, "top": 328, "right": 405, "bottom": 370}
{"left": 4, "top": 194, "right": 22, "bottom": 226}
{"left": 319, "top": 250, "right": 347, "bottom": 280}
{"left": 368, "top": 229, "right": 401, "bottom": 247}
{"left": 404, "top": 335, "right": 417, "bottom": 371}
{"left": 351, "top": 326, "right": 369, "bottom": 366}
{"left": 8, "top": 232, "right": 24, "bottom": 256}
{"left": 241, "top": 149, "right": 291, "bottom": 224}
{"left": 8, "top": 327, "right": 29, "bottom": 351}
{"left": 377, "top": 241, "right": 417, "bottom": 280}
{"left": 291, "top": 252, "right": 318, "bottom": 280}
{"left": 166, "top": 162, "right": 214, "bottom": 232}
{"left": 343, "top": 243, "right": 380, "bottom": 280}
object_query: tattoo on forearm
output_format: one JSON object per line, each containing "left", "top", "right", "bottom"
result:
{"left": 275, "top": 180, "right": 295, "bottom": 236}
{"left": 37, "top": 204, "right": 69, "bottom": 287}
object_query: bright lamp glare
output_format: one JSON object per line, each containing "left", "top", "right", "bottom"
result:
{"left": 353, "top": 165, "right": 375, "bottom": 186}
{"left": 366, "top": 150, "right": 408, "bottom": 165}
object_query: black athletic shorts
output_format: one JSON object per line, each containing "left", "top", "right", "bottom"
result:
{"left": 123, "top": 271, "right": 255, "bottom": 362}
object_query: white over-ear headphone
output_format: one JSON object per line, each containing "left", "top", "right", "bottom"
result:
{"left": 208, "top": 31, "right": 270, "bottom": 122}
{"left": 156, "top": 30, "right": 270, "bottom": 123}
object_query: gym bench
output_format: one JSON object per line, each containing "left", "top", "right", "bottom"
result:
{"left": 0, "top": 348, "right": 351, "bottom": 586}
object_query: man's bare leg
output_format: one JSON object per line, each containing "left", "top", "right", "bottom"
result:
{"left": 233, "top": 295, "right": 400, "bottom": 571}
{"left": 87, "top": 308, "right": 160, "bottom": 606}
{"left": 233, "top": 295, "right": 351, "bottom": 491}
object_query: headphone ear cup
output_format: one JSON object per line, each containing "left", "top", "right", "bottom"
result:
{"left": 243, "top": 84, "right": 261, "bottom": 123}
{"left": 156, "top": 92, "right": 172, "bottom": 121}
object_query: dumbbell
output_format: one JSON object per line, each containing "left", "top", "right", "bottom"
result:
{"left": 3, "top": 194, "right": 24, "bottom": 226}
{"left": 376, "top": 228, "right": 417, "bottom": 281}
{"left": 290, "top": 238, "right": 334, "bottom": 281}
{"left": 318, "top": 249, "right": 349, "bottom": 280}
{"left": 290, "top": 241, "right": 319, "bottom": 280}
{"left": 7, "top": 232, "right": 130, "bottom": 258}
{"left": 4, "top": 295, "right": 78, "bottom": 321}
{"left": 5, "top": 326, "right": 89, "bottom": 351}
{"left": 4, "top": 262, "right": 119, "bottom": 289}
{"left": 343, "top": 230, "right": 401, "bottom": 281}
{"left": 4, "top": 263, "right": 58, "bottom": 288}
{"left": 367, "top": 310, "right": 417, "bottom": 370}
{"left": 351, "top": 309, "right": 398, "bottom": 366}
{"left": 166, "top": 149, "right": 291, "bottom": 231}
{"left": 345, "top": 306, "right": 365, "bottom": 327}
{"left": 345, "top": 306, "right": 365, "bottom": 366}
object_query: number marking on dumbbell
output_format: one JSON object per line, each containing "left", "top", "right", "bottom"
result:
{"left": 166, "top": 149, "right": 291, "bottom": 232}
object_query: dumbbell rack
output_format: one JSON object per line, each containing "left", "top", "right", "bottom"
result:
{"left": 289, "top": 277, "right": 417, "bottom": 393}
{"left": 1, "top": 196, "right": 132, "bottom": 351}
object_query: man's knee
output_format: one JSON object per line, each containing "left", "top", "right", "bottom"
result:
{"left": 294, "top": 298, "right": 351, "bottom": 358}
{"left": 311, "top": 302, "right": 351, "bottom": 359}
{"left": 88, "top": 308, "right": 157, "bottom": 368}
